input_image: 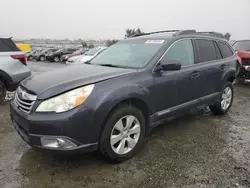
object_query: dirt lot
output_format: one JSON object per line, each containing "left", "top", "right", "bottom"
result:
{"left": 0, "top": 62, "right": 250, "bottom": 188}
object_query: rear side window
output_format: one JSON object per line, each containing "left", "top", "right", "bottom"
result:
{"left": 217, "top": 42, "right": 234, "bottom": 58}
{"left": 0, "top": 38, "right": 20, "bottom": 52}
{"left": 194, "top": 39, "right": 218, "bottom": 63}
{"left": 161, "top": 39, "right": 194, "bottom": 66}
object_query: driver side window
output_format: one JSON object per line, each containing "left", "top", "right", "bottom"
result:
{"left": 161, "top": 39, "right": 194, "bottom": 66}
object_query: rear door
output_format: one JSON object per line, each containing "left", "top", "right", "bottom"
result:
{"left": 193, "top": 39, "right": 224, "bottom": 97}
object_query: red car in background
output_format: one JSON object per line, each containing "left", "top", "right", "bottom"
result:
{"left": 61, "top": 48, "right": 87, "bottom": 62}
{"left": 232, "top": 40, "right": 250, "bottom": 80}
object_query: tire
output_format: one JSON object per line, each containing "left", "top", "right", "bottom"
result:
{"left": 0, "top": 80, "right": 6, "bottom": 104}
{"left": 28, "top": 56, "right": 33, "bottom": 61}
{"left": 209, "top": 82, "right": 234, "bottom": 115}
{"left": 54, "top": 56, "right": 59, "bottom": 62}
{"left": 99, "top": 104, "right": 146, "bottom": 163}
{"left": 39, "top": 56, "right": 45, "bottom": 61}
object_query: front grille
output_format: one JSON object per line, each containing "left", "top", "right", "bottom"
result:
{"left": 242, "top": 58, "right": 250, "bottom": 66}
{"left": 14, "top": 87, "right": 37, "bottom": 114}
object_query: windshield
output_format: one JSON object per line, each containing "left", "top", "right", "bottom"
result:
{"left": 90, "top": 40, "right": 164, "bottom": 68}
{"left": 85, "top": 48, "right": 102, "bottom": 56}
{"left": 55, "top": 49, "right": 63, "bottom": 53}
{"left": 233, "top": 41, "right": 250, "bottom": 51}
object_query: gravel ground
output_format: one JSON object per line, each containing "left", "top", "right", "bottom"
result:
{"left": 0, "top": 61, "right": 249, "bottom": 188}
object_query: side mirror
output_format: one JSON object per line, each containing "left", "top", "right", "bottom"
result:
{"left": 160, "top": 60, "right": 181, "bottom": 71}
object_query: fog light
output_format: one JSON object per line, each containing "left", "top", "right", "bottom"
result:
{"left": 41, "top": 137, "right": 77, "bottom": 149}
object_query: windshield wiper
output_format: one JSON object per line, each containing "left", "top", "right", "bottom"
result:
{"left": 98, "top": 64, "right": 120, "bottom": 68}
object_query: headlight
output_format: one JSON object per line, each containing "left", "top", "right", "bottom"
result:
{"left": 36, "top": 85, "right": 94, "bottom": 113}
{"left": 65, "top": 56, "right": 68, "bottom": 59}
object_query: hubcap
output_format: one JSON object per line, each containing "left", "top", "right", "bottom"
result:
{"left": 110, "top": 115, "right": 141, "bottom": 155}
{"left": 221, "top": 87, "right": 232, "bottom": 110}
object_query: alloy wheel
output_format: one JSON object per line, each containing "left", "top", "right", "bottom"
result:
{"left": 110, "top": 115, "right": 141, "bottom": 155}
{"left": 221, "top": 86, "right": 232, "bottom": 110}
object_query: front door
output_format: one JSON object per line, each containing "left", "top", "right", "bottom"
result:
{"left": 152, "top": 39, "right": 203, "bottom": 119}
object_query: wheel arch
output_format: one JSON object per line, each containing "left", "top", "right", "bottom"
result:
{"left": 0, "top": 70, "right": 13, "bottom": 90}
{"left": 222, "top": 68, "right": 236, "bottom": 84}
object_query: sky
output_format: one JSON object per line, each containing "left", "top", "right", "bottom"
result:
{"left": 0, "top": 0, "right": 250, "bottom": 40}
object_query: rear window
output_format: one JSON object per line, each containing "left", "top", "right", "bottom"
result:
{"left": 0, "top": 38, "right": 20, "bottom": 52}
{"left": 194, "top": 39, "right": 218, "bottom": 63}
{"left": 217, "top": 42, "right": 234, "bottom": 58}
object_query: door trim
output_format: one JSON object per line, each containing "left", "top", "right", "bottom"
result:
{"left": 155, "top": 92, "right": 220, "bottom": 117}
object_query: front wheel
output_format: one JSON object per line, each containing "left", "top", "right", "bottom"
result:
{"left": 99, "top": 105, "right": 146, "bottom": 163}
{"left": 39, "top": 56, "right": 45, "bottom": 61}
{"left": 210, "top": 83, "right": 234, "bottom": 115}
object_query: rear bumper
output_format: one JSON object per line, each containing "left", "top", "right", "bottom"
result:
{"left": 7, "top": 71, "right": 31, "bottom": 91}
{"left": 237, "top": 66, "right": 250, "bottom": 79}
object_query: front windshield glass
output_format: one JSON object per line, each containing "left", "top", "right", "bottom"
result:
{"left": 55, "top": 49, "right": 63, "bottom": 53}
{"left": 85, "top": 48, "right": 101, "bottom": 56}
{"left": 233, "top": 41, "right": 250, "bottom": 51}
{"left": 90, "top": 40, "right": 165, "bottom": 68}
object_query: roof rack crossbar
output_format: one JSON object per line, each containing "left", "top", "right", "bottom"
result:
{"left": 131, "top": 30, "right": 179, "bottom": 38}
{"left": 173, "top": 30, "right": 196, "bottom": 36}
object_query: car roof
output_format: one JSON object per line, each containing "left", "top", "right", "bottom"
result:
{"left": 125, "top": 30, "right": 228, "bottom": 42}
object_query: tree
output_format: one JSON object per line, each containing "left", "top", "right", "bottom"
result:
{"left": 81, "top": 40, "right": 88, "bottom": 48}
{"left": 106, "top": 39, "right": 119, "bottom": 47}
{"left": 125, "top": 28, "right": 143, "bottom": 38}
{"left": 224, "top": 32, "right": 231, "bottom": 41}
{"left": 88, "top": 43, "right": 94, "bottom": 48}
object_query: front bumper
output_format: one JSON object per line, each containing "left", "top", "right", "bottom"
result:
{"left": 10, "top": 102, "right": 99, "bottom": 153}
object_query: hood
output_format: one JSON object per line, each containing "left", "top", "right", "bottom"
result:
{"left": 237, "top": 51, "right": 250, "bottom": 59}
{"left": 67, "top": 55, "right": 83, "bottom": 62}
{"left": 80, "top": 55, "right": 93, "bottom": 62}
{"left": 21, "top": 64, "right": 136, "bottom": 99}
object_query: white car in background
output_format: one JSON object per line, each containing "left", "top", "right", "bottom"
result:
{"left": 66, "top": 47, "right": 107, "bottom": 65}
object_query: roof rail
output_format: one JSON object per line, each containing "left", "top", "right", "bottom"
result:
{"left": 196, "top": 32, "right": 225, "bottom": 39}
{"left": 173, "top": 30, "right": 196, "bottom": 36}
{"left": 130, "top": 30, "right": 179, "bottom": 38}
{"left": 130, "top": 29, "right": 226, "bottom": 39}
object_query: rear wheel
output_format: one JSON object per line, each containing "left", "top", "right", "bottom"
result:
{"left": 0, "top": 80, "right": 6, "bottom": 104}
{"left": 54, "top": 56, "right": 59, "bottom": 62}
{"left": 210, "top": 82, "right": 234, "bottom": 115}
{"left": 99, "top": 105, "right": 146, "bottom": 163}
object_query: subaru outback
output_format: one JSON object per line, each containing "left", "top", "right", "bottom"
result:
{"left": 10, "top": 30, "right": 237, "bottom": 162}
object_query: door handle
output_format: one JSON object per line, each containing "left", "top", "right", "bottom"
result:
{"left": 191, "top": 71, "right": 200, "bottom": 78}
{"left": 220, "top": 64, "right": 226, "bottom": 70}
